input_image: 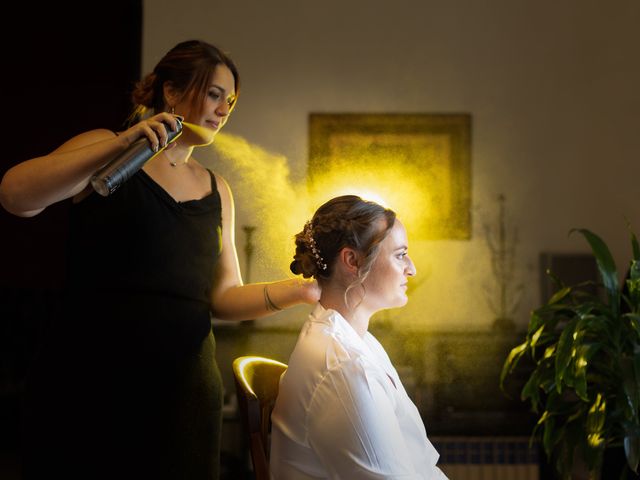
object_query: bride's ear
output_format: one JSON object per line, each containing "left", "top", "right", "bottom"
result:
{"left": 338, "top": 247, "right": 360, "bottom": 276}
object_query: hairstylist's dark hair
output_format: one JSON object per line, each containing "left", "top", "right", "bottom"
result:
{"left": 130, "top": 39, "right": 239, "bottom": 122}
{"left": 291, "top": 195, "right": 396, "bottom": 296}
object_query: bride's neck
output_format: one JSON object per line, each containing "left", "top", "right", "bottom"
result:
{"left": 320, "top": 286, "right": 371, "bottom": 337}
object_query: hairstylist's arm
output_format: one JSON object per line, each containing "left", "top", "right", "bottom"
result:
{"left": 0, "top": 113, "right": 180, "bottom": 217}
{"left": 210, "top": 174, "right": 319, "bottom": 321}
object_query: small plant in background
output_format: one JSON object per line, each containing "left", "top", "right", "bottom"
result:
{"left": 501, "top": 226, "right": 640, "bottom": 479}
{"left": 482, "top": 193, "right": 524, "bottom": 332}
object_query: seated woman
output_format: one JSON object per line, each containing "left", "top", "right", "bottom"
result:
{"left": 271, "top": 195, "right": 447, "bottom": 479}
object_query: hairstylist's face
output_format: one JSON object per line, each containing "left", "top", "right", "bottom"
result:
{"left": 175, "top": 64, "right": 236, "bottom": 139}
{"left": 201, "top": 64, "right": 237, "bottom": 133}
{"left": 362, "top": 219, "right": 416, "bottom": 312}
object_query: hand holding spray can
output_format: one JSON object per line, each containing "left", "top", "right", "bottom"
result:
{"left": 91, "top": 118, "right": 183, "bottom": 197}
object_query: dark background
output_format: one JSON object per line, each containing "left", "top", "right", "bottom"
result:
{"left": 0, "top": 3, "right": 142, "bottom": 476}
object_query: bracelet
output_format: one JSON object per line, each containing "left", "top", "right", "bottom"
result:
{"left": 264, "top": 285, "right": 283, "bottom": 312}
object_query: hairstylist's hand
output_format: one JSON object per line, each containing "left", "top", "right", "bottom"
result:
{"left": 300, "top": 278, "right": 321, "bottom": 304}
{"left": 119, "top": 112, "right": 183, "bottom": 153}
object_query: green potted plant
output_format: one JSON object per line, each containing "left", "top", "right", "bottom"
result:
{"left": 501, "top": 227, "right": 640, "bottom": 479}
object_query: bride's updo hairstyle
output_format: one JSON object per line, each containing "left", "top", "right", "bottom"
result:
{"left": 291, "top": 195, "right": 396, "bottom": 293}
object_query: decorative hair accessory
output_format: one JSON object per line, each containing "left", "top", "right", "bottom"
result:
{"left": 304, "top": 221, "right": 327, "bottom": 271}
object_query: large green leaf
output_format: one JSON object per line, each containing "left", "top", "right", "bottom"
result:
{"left": 555, "top": 318, "right": 579, "bottom": 391}
{"left": 573, "top": 343, "right": 601, "bottom": 402}
{"left": 635, "top": 353, "right": 640, "bottom": 408}
{"left": 528, "top": 311, "right": 544, "bottom": 336}
{"left": 543, "top": 415, "right": 559, "bottom": 458}
{"left": 571, "top": 229, "right": 620, "bottom": 316}
{"left": 544, "top": 345, "right": 557, "bottom": 359}
{"left": 530, "top": 325, "right": 545, "bottom": 350}
{"left": 500, "top": 342, "right": 528, "bottom": 390}
{"left": 533, "top": 333, "right": 558, "bottom": 351}
{"left": 628, "top": 222, "right": 640, "bottom": 262}
{"left": 583, "top": 394, "right": 607, "bottom": 474}
{"left": 549, "top": 287, "right": 572, "bottom": 305}
{"left": 630, "top": 260, "right": 640, "bottom": 281}
{"left": 521, "top": 367, "right": 542, "bottom": 409}
{"left": 586, "top": 393, "right": 606, "bottom": 436}
{"left": 523, "top": 357, "right": 556, "bottom": 410}
{"left": 625, "top": 434, "right": 640, "bottom": 474}
{"left": 626, "top": 271, "right": 640, "bottom": 313}
{"left": 621, "top": 356, "right": 639, "bottom": 421}
{"left": 544, "top": 268, "right": 567, "bottom": 292}
{"left": 623, "top": 420, "right": 640, "bottom": 474}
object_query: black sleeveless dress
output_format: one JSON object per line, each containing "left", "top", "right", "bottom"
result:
{"left": 22, "top": 169, "right": 224, "bottom": 479}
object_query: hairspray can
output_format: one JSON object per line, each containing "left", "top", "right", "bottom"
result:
{"left": 91, "top": 118, "right": 183, "bottom": 196}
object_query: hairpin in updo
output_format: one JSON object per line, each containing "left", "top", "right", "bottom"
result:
{"left": 303, "top": 221, "right": 327, "bottom": 271}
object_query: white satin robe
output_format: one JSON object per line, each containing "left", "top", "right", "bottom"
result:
{"left": 270, "top": 304, "right": 448, "bottom": 479}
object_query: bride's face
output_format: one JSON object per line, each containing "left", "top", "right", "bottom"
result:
{"left": 361, "top": 219, "right": 416, "bottom": 312}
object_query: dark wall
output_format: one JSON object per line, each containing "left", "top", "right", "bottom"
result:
{"left": 2, "top": 3, "right": 142, "bottom": 288}
{"left": 0, "top": 2, "right": 143, "bottom": 468}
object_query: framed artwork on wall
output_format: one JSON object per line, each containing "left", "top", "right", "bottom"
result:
{"left": 308, "top": 113, "right": 472, "bottom": 240}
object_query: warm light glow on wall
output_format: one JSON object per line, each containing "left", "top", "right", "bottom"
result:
{"left": 307, "top": 161, "right": 431, "bottom": 240}
{"left": 308, "top": 113, "right": 471, "bottom": 241}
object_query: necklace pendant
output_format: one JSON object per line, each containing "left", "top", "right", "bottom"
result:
{"left": 169, "top": 160, "right": 178, "bottom": 167}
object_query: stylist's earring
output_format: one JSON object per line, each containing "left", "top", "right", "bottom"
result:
{"left": 171, "top": 106, "right": 175, "bottom": 115}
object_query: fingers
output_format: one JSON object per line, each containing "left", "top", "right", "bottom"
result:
{"left": 123, "top": 113, "right": 183, "bottom": 152}
{"left": 141, "top": 113, "right": 182, "bottom": 152}
{"left": 137, "top": 121, "right": 165, "bottom": 153}
{"left": 154, "top": 112, "right": 183, "bottom": 132}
